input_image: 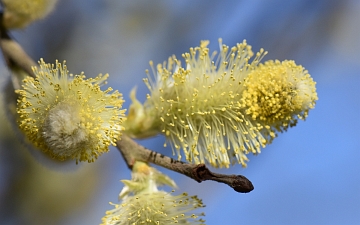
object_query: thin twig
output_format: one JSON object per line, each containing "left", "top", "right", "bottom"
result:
{"left": 116, "top": 135, "right": 254, "bottom": 193}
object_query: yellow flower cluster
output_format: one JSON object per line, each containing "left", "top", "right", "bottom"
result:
{"left": 102, "top": 162, "right": 205, "bottom": 225}
{"left": 2, "top": 0, "right": 58, "bottom": 29}
{"left": 242, "top": 60, "right": 318, "bottom": 140}
{"left": 17, "top": 59, "right": 125, "bottom": 163}
{"left": 103, "top": 191, "right": 205, "bottom": 225}
{"left": 125, "top": 39, "right": 317, "bottom": 168}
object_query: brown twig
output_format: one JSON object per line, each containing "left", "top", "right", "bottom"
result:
{"left": 116, "top": 135, "right": 254, "bottom": 193}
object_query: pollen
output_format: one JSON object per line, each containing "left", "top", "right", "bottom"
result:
{"left": 16, "top": 59, "right": 126, "bottom": 163}
{"left": 241, "top": 60, "right": 318, "bottom": 139}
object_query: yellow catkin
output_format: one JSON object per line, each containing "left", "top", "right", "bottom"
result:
{"left": 101, "top": 162, "right": 205, "bottom": 225}
{"left": 16, "top": 59, "right": 126, "bottom": 163}
{"left": 102, "top": 192, "right": 205, "bottom": 225}
{"left": 2, "top": 0, "right": 58, "bottom": 29}
{"left": 241, "top": 60, "right": 318, "bottom": 140}
{"left": 126, "top": 40, "right": 318, "bottom": 168}
{"left": 126, "top": 39, "right": 268, "bottom": 168}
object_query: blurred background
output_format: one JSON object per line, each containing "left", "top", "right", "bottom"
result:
{"left": 1, "top": 0, "right": 359, "bottom": 224}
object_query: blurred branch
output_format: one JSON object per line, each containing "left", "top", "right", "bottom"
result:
{"left": 116, "top": 135, "right": 254, "bottom": 193}
{"left": 0, "top": 13, "right": 37, "bottom": 89}
{"left": 0, "top": 34, "right": 37, "bottom": 78}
